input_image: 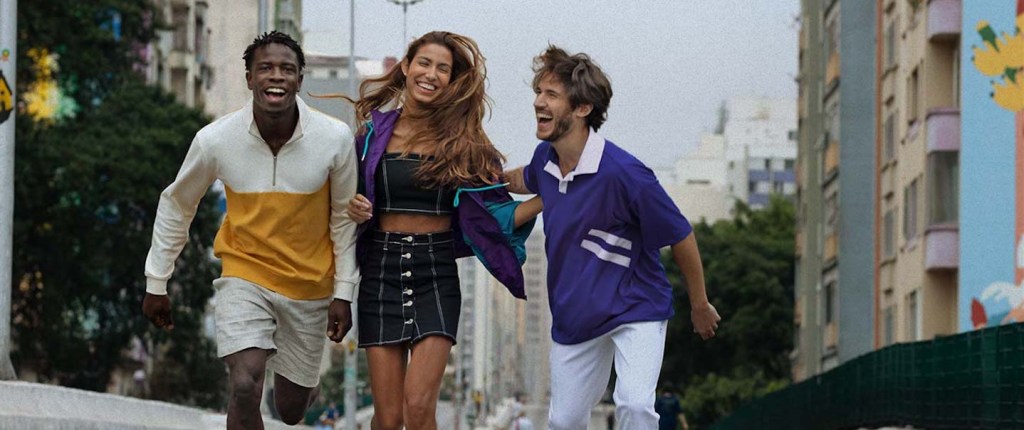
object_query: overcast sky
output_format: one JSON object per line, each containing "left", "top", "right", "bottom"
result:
{"left": 302, "top": 0, "right": 799, "bottom": 167}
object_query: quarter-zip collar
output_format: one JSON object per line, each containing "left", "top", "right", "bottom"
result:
{"left": 245, "top": 96, "right": 311, "bottom": 147}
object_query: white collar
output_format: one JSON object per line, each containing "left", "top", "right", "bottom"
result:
{"left": 543, "top": 128, "right": 605, "bottom": 193}
{"left": 246, "top": 96, "right": 309, "bottom": 145}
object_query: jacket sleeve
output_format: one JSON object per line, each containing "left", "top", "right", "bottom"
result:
{"left": 144, "top": 135, "right": 217, "bottom": 295}
{"left": 331, "top": 125, "right": 361, "bottom": 301}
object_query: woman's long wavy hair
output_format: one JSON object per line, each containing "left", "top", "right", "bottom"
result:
{"left": 347, "top": 31, "right": 504, "bottom": 188}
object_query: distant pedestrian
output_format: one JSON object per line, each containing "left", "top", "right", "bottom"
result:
{"left": 513, "top": 410, "right": 534, "bottom": 430}
{"left": 655, "top": 384, "right": 688, "bottom": 430}
{"left": 505, "top": 45, "right": 721, "bottom": 430}
{"left": 315, "top": 400, "right": 340, "bottom": 430}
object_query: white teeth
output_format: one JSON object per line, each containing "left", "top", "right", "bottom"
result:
{"left": 417, "top": 82, "right": 436, "bottom": 91}
{"left": 266, "top": 88, "right": 286, "bottom": 94}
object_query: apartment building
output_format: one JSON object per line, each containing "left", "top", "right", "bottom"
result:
{"left": 142, "top": 0, "right": 212, "bottom": 109}
{"left": 874, "top": 0, "right": 961, "bottom": 349}
{"left": 666, "top": 97, "right": 796, "bottom": 225}
{"left": 793, "top": 0, "right": 877, "bottom": 381}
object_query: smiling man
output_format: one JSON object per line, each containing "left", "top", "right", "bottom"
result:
{"left": 142, "top": 31, "right": 359, "bottom": 429}
{"left": 505, "top": 46, "right": 721, "bottom": 430}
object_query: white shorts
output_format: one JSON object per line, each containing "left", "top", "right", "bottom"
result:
{"left": 213, "top": 277, "right": 330, "bottom": 388}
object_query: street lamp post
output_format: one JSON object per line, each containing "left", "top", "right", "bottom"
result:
{"left": 343, "top": 2, "right": 359, "bottom": 429}
{"left": 0, "top": 0, "right": 18, "bottom": 381}
{"left": 386, "top": 0, "right": 424, "bottom": 44}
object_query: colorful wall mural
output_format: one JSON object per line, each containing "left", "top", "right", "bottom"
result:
{"left": 963, "top": 1, "right": 1024, "bottom": 331}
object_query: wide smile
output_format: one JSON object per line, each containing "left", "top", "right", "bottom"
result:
{"left": 414, "top": 81, "right": 439, "bottom": 95}
{"left": 263, "top": 87, "right": 289, "bottom": 102}
{"left": 536, "top": 112, "right": 553, "bottom": 128}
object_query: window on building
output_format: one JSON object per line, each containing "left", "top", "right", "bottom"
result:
{"left": 329, "top": 70, "right": 338, "bottom": 79}
{"left": 952, "top": 47, "right": 961, "bottom": 108}
{"left": 884, "top": 304, "right": 895, "bottom": 346}
{"left": 927, "top": 152, "right": 959, "bottom": 225}
{"left": 907, "top": 67, "right": 920, "bottom": 126}
{"left": 824, "top": 191, "right": 839, "bottom": 237}
{"left": 885, "top": 21, "right": 896, "bottom": 69}
{"left": 883, "top": 207, "right": 895, "bottom": 259}
{"left": 825, "top": 282, "right": 837, "bottom": 325}
{"left": 884, "top": 112, "right": 896, "bottom": 162}
{"left": 756, "top": 181, "right": 772, "bottom": 194}
{"left": 903, "top": 178, "right": 919, "bottom": 241}
{"left": 173, "top": 6, "right": 189, "bottom": 51}
{"left": 824, "top": 19, "right": 839, "bottom": 64}
{"left": 906, "top": 290, "right": 919, "bottom": 341}
{"left": 783, "top": 182, "right": 797, "bottom": 194}
{"left": 785, "top": 159, "right": 796, "bottom": 170}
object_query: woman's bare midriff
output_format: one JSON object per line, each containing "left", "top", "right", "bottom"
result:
{"left": 377, "top": 213, "right": 452, "bottom": 234}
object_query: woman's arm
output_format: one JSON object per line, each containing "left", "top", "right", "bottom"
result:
{"left": 513, "top": 196, "right": 542, "bottom": 228}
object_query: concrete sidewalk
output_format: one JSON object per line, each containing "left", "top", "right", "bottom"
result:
{"left": 0, "top": 381, "right": 299, "bottom": 429}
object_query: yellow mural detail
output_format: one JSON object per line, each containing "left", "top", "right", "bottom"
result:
{"left": 973, "top": 15, "right": 1024, "bottom": 112}
{"left": 994, "top": 78, "right": 1024, "bottom": 111}
{"left": 0, "top": 70, "right": 12, "bottom": 125}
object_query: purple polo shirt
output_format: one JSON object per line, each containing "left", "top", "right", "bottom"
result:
{"left": 523, "top": 130, "right": 692, "bottom": 345}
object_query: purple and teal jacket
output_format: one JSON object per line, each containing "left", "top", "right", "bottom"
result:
{"left": 353, "top": 109, "right": 533, "bottom": 299}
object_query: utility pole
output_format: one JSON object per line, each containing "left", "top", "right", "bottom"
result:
{"left": 258, "top": 0, "right": 269, "bottom": 34}
{"left": 386, "top": 0, "right": 424, "bottom": 44}
{"left": 0, "top": 0, "right": 19, "bottom": 381}
{"left": 343, "top": 1, "right": 358, "bottom": 429}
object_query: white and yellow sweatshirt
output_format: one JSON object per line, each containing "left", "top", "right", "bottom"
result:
{"left": 144, "top": 97, "right": 359, "bottom": 301}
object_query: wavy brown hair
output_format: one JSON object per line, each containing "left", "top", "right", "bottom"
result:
{"left": 345, "top": 31, "right": 504, "bottom": 188}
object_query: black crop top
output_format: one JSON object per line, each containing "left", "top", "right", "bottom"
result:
{"left": 374, "top": 153, "right": 455, "bottom": 215}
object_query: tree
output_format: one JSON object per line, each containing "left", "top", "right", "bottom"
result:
{"left": 660, "top": 196, "right": 795, "bottom": 428}
{"left": 11, "top": 1, "right": 225, "bottom": 408}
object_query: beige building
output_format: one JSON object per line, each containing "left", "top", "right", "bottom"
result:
{"left": 874, "top": 0, "right": 960, "bottom": 347}
{"left": 667, "top": 133, "right": 732, "bottom": 225}
{"left": 143, "top": 0, "right": 212, "bottom": 109}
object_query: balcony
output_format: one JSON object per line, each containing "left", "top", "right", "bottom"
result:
{"left": 825, "top": 142, "right": 840, "bottom": 178}
{"left": 927, "top": 0, "right": 961, "bottom": 42}
{"left": 924, "top": 224, "right": 958, "bottom": 270}
{"left": 824, "top": 233, "right": 838, "bottom": 264}
{"left": 824, "top": 322, "right": 838, "bottom": 350}
{"left": 926, "top": 108, "right": 960, "bottom": 152}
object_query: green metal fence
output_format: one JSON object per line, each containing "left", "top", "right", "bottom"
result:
{"left": 711, "top": 323, "right": 1024, "bottom": 430}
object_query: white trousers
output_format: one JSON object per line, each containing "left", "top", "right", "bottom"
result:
{"left": 547, "top": 320, "right": 668, "bottom": 430}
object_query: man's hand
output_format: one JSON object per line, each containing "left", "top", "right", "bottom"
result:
{"left": 691, "top": 302, "right": 721, "bottom": 340}
{"left": 142, "top": 293, "right": 175, "bottom": 331}
{"left": 327, "top": 299, "right": 353, "bottom": 342}
{"left": 503, "top": 166, "right": 530, "bottom": 195}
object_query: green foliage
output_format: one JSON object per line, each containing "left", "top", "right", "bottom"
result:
{"left": 11, "top": 0, "right": 224, "bottom": 409}
{"left": 16, "top": 0, "right": 160, "bottom": 110}
{"left": 661, "top": 196, "right": 795, "bottom": 428}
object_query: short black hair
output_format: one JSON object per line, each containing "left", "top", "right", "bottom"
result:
{"left": 243, "top": 31, "right": 305, "bottom": 71}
